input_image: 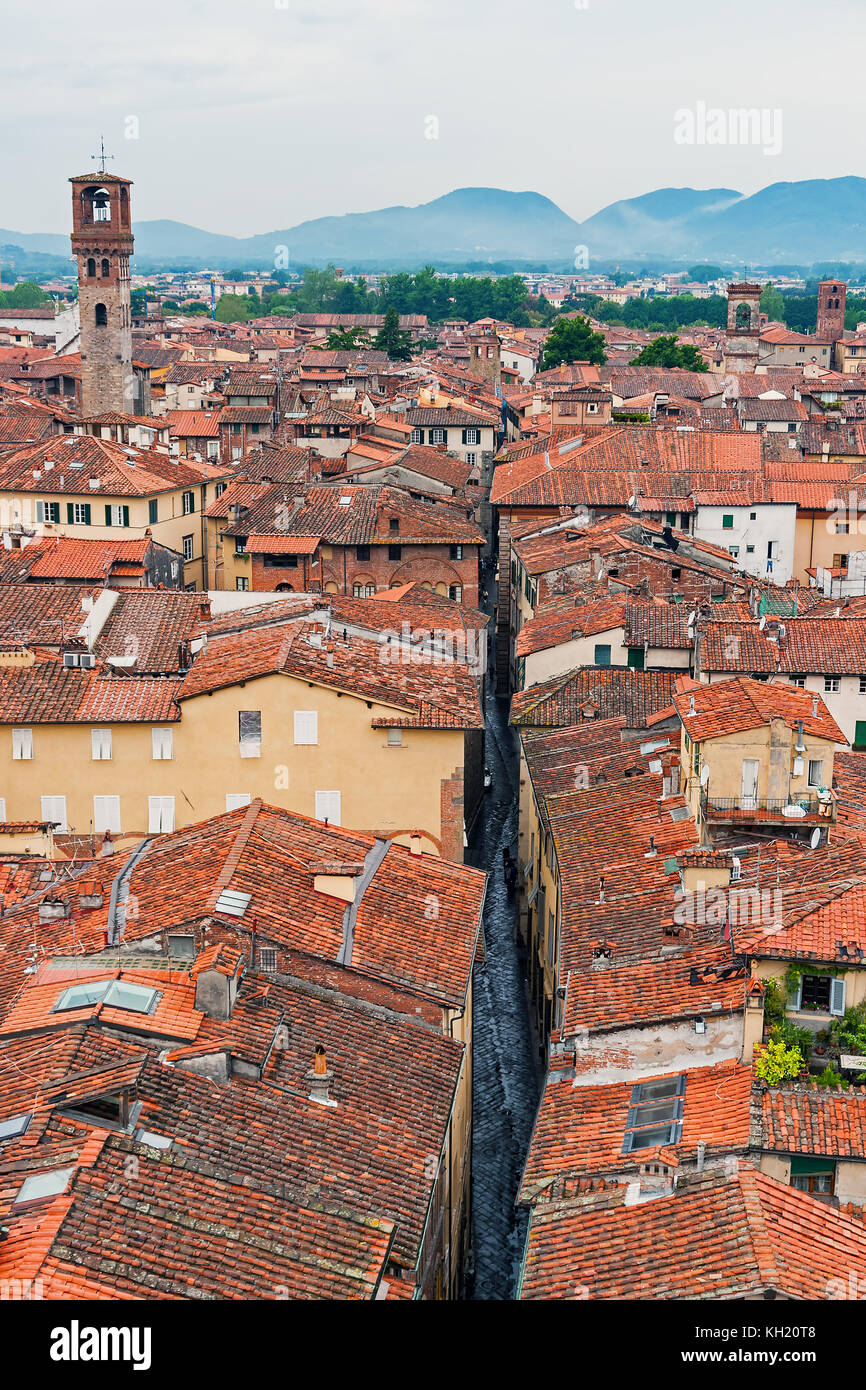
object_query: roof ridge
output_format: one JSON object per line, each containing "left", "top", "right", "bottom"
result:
{"left": 206, "top": 799, "right": 263, "bottom": 912}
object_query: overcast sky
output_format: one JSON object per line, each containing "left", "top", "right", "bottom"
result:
{"left": 1, "top": 0, "right": 862, "bottom": 236}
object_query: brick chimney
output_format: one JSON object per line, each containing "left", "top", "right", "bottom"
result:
{"left": 306, "top": 1044, "right": 337, "bottom": 1107}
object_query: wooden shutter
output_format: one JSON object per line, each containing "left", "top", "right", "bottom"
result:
{"left": 831, "top": 977, "right": 846, "bottom": 1016}
{"left": 83, "top": 504, "right": 91, "bottom": 525}
{"left": 123, "top": 506, "right": 129, "bottom": 527}
{"left": 105, "top": 505, "right": 112, "bottom": 526}
{"left": 789, "top": 977, "right": 802, "bottom": 1011}
{"left": 67, "top": 503, "right": 74, "bottom": 524}
{"left": 461, "top": 429, "right": 467, "bottom": 444}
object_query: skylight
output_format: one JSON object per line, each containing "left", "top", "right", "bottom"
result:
{"left": 14, "top": 1166, "right": 74, "bottom": 1204}
{"left": 0, "top": 1112, "right": 31, "bottom": 1141}
{"left": 214, "top": 887, "right": 251, "bottom": 918}
{"left": 53, "top": 979, "right": 160, "bottom": 1014}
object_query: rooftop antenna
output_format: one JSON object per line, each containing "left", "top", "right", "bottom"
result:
{"left": 90, "top": 135, "right": 114, "bottom": 176}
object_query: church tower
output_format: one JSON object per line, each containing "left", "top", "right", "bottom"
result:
{"left": 723, "top": 282, "right": 762, "bottom": 375}
{"left": 816, "top": 280, "right": 847, "bottom": 352}
{"left": 70, "top": 169, "right": 134, "bottom": 415}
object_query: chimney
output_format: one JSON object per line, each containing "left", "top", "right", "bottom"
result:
{"left": 598, "top": 875, "right": 605, "bottom": 903}
{"left": 192, "top": 945, "right": 244, "bottom": 1019}
{"left": 306, "top": 1044, "right": 337, "bottom": 1107}
{"left": 79, "top": 881, "right": 104, "bottom": 910}
{"left": 688, "top": 694, "right": 696, "bottom": 716}
{"left": 812, "top": 695, "right": 819, "bottom": 717}
{"left": 696, "top": 1140, "right": 706, "bottom": 1172}
{"left": 636, "top": 1160, "right": 676, "bottom": 1198}
{"left": 409, "top": 831, "right": 423, "bottom": 856}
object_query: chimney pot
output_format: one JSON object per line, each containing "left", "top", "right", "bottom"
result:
{"left": 812, "top": 696, "right": 818, "bottom": 717}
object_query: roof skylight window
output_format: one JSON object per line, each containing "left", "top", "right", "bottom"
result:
{"left": 0, "top": 1113, "right": 31, "bottom": 1141}
{"left": 14, "top": 1167, "right": 74, "bottom": 1204}
{"left": 53, "top": 979, "right": 160, "bottom": 1014}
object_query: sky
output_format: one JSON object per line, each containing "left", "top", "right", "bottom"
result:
{"left": 1, "top": 0, "right": 863, "bottom": 236}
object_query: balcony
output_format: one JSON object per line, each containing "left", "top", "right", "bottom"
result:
{"left": 700, "top": 791, "right": 836, "bottom": 826}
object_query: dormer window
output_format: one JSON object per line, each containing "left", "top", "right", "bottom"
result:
{"left": 389, "top": 517, "right": 399, "bottom": 532}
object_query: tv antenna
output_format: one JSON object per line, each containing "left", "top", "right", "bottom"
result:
{"left": 91, "top": 135, "right": 115, "bottom": 175}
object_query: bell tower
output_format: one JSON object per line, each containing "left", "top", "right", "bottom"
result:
{"left": 723, "top": 282, "right": 762, "bottom": 375}
{"left": 70, "top": 162, "right": 134, "bottom": 416}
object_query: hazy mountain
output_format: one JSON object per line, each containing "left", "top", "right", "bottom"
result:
{"left": 6, "top": 178, "right": 866, "bottom": 270}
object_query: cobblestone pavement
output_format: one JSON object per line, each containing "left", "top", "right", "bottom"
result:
{"left": 465, "top": 674, "right": 543, "bottom": 1301}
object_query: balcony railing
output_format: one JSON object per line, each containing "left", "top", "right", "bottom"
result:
{"left": 700, "top": 791, "right": 835, "bottom": 824}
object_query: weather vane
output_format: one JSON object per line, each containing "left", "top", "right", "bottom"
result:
{"left": 90, "top": 135, "right": 115, "bottom": 175}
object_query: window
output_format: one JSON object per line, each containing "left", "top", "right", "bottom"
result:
{"left": 833, "top": 554, "right": 849, "bottom": 570}
{"left": 235, "top": 536, "right": 247, "bottom": 555}
{"left": 628, "top": 647, "right": 645, "bottom": 670}
{"left": 463, "top": 428, "right": 480, "bottom": 445}
{"left": 430, "top": 429, "right": 445, "bottom": 445}
{"left": 356, "top": 545, "right": 371, "bottom": 562}
{"left": 728, "top": 545, "right": 740, "bottom": 558}
{"left": 410, "top": 428, "right": 424, "bottom": 444}
{"left": 54, "top": 979, "right": 159, "bottom": 1014}
{"left": 225, "top": 793, "right": 251, "bottom": 811}
{"left": 789, "top": 974, "right": 845, "bottom": 1017}
{"left": 790, "top": 1159, "right": 836, "bottom": 1195}
{"left": 315, "top": 790, "right": 341, "bottom": 825}
{"left": 722, "top": 514, "right": 734, "bottom": 529}
{"left": 449, "top": 584, "right": 463, "bottom": 601}
{"left": 353, "top": 582, "right": 375, "bottom": 597}
{"left": 36, "top": 501, "right": 60, "bottom": 524}
{"left": 293, "top": 710, "right": 318, "bottom": 745}
{"left": 387, "top": 727, "right": 403, "bottom": 746}
{"left": 40, "top": 796, "right": 67, "bottom": 832}
{"left": 259, "top": 947, "right": 278, "bottom": 972}
{"left": 836, "top": 521, "right": 850, "bottom": 534}
{"left": 239, "top": 710, "right": 262, "bottom": 756}
{"left": 182, "top": 535, "right": 194, "bottom": 562}
{"left": 466, "top": 452, "right": 477, "bottom": 466}
{"left": 671, "top": 568, "right": 681, "bottom": 580}
{"left": 148, "top": 796, "right": 175, "bottom": 833}
{"left": 807, "top": 759, "right": 824, "bottom": 787}
{"left": 860, "top": 676, "right": 866, "bottom": 694}
{"left": 750, "top": 511, "right": 757, "bottom": 520}
{"left": 0, "top": 1113, "right": 30, "bottom": 1141}
{"left": 450, "top": 545, "right": 463, "bottom": 560}
{"left": 152, "top": 728, "right": 173, "bottom": 760}
{"left": 790, "top": 675, "right": 806, "bottom": 687}
{"left": 14, "top": 1168, "right": 74, "bottom": 1205}
{"left": 93, "top": 795, "right": 121, "bottom": 834}
{"left": 91, "top": 728, "right": 112, "bottom": 760}
{"left": 594, "top": 644, "right": 611, "bottom": 667}
{"left": 824, "top": 677, "right": 840, "bottom": 693}
{"left": 95, "top": 303, "right": 107, "bottom": 327}
{"left": 148, "top": 498, "right": 158, "bottom": 524}
{"left": 12, "top": 728, "right": 33, "bottom": 760}
{"left": 236, "top": 577, "right": 249, "bottom": 591}
{"left": 622, "top": 1075, "right": 685, "bottom": 1153}
{"left": 101, "top": 257, "right": 110, "bottom": 276}
{"left": 388, "top": 545, "right": 402, "bottom": 561}
{"left": 105, "top": 503, "right": 130, "bottom": 528}
{"left": 182, "top": 491, "right": 195, "bottom": 515}
{"left": 67, "top": 502, "right": 91, "bottom": 525}
{"left": 86, "top": 257, "right": 96, "bottom": 277}
{"left": 746, "top": 544, "right": 755, "bottom": 554}
{"left": 0, "top": 798, "right": 5, "bottom": 820}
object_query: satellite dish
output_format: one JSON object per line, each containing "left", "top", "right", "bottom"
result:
{"left": 810, "top": 827, "right": 821, "bottom": 850}
{"left": 700, "top": 764, "right": 710, "bottom": 786}
{"left": 759, "top": 615, "right": 767, "bottom": 630}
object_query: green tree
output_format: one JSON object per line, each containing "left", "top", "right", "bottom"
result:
{"left": 760, "top": 283, "right": 785, "bottom": 322}
{"left": 540, "top": 315, "right": 606, "bottom": 370}
{"left": 3, "top": 280, "right": 49, "bottom": 308}
{"left": 325, "top": 325, "right": 370, "bottom": 350}
{"left": 215, "top": 293, "right": 253, "bottom": 323}
{"left": 632, "top": 334, "right": 709, "bottom": 371}
{"left": 688, "top": 264, "right": 726, "bottom": 283}
{"left": 374, "top": 306, "right": 413, "bottom": 361}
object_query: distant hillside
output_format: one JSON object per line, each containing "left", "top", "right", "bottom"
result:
{"left": 7, "top": 177, "right": 866, "bottom": 269}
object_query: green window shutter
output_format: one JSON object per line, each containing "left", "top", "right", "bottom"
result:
{"left": 722, "top": 514, "right": 734, "bottom": 530}
{"left": 67, "top": 502, "right": 74, "bottom": 524}
{"left": 122, "top": 506, "right": 129, "bottom": 527}
{"left": 83, "top": 504, "right": 91, "bottom": 525}
{"left": 149, "top": 499, "right": 158, "bottom": 524}
{"left": 462, "top": 429, "right": 467, "bottom": 444}
{"left": 105, "top": 505, "right": 112, "bottom": 526}
{"left": 628, "top": 647, "right": 645, "bottom": 670}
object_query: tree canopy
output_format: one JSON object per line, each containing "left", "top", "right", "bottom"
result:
{"left": 540, "top": 315, "right": 607, "bottom": 370}
{"left": 374, "top": 306, "right": 414, "bottom": 361}
{"left": 631, "top": 334, "right": 709, "bottom": 371}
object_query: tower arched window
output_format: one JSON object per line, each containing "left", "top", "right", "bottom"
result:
{"left": 95, "top": 303, "right": 108, "bottom": 327}
{"left": 101, "top": 258, "right": 110, "bottom": 277}
{"left": 93, "top": 188, "right": 111, "bottom": 223}
{"left": 735, "top": 302, "right": 752, "bottom": 330}
{"left": 86, "top": 258, "right": 96, "bottom": 278}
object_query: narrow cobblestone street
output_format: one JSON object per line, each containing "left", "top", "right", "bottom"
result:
{"left": 466, "top": 661, "right": 543, "bottom": 1300}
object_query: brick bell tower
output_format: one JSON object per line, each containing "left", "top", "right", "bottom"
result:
{"left": 70, "top": 165, "right": 134, "bottom": 416}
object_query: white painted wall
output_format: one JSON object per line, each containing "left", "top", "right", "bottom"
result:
{"left": 693, "top": 503, "right": 797, "bottom": 585}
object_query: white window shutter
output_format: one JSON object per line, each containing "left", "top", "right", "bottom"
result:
{"left": 12, "top": 729, "right": 33, "bottom": 760}
{"left": 93, "top": 796, "right": 121, "bottom": 834}
{"left": 0, "top": 798, "right": 6, "bottom": 821}
{"left": 152, "top": 728, "right": 173, "bottom": 760}
{"left": 315, "top": 790, "right": 341, "bottom": 826}
{"left": 831, "top": 977, "right": 846, "bottom": 1017}
{"left": 41, "top": 796, "right": 67, "bottom": 832}
{"left": 225, "top": 793, "right": 251, "bottom": 811}
{"left": 148, "top": 796, "right": 175, "bottom": 834}
{"left": 789, "top": 977, "right": 802, "bottom": 1012}
{"left": 294, "top": 710, "right": 318, "bottom": 745}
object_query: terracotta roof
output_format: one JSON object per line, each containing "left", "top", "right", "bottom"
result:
{"left": 672, "top": 675, "right": 846, "bottom": 744}
{"left": 0, "top": 658, "right": 181, "bottom": 723}
{"left": 511, "top": 667, "right": 679, "bottom": 729}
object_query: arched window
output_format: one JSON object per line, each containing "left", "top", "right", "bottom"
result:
{"left": 86, "top": 258, "right": 96, "bottom": 278}
{"left": 101, "top": 258, "right": 110, "bottom": 277}
{"left": 95, "top": 303, "right": 108, "bottom": 327}
{"left": 119, "top": 187, "right": 129, "bottom": 228}
{"left": 735, "top": 302, "right": 752, "bottom": 330}
{"left": 93, "top": 188, "right": 111, "bottom": 223}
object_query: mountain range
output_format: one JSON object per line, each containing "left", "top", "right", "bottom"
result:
{"left": 5, "top": 178, "right": 866, "bottom": 270}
